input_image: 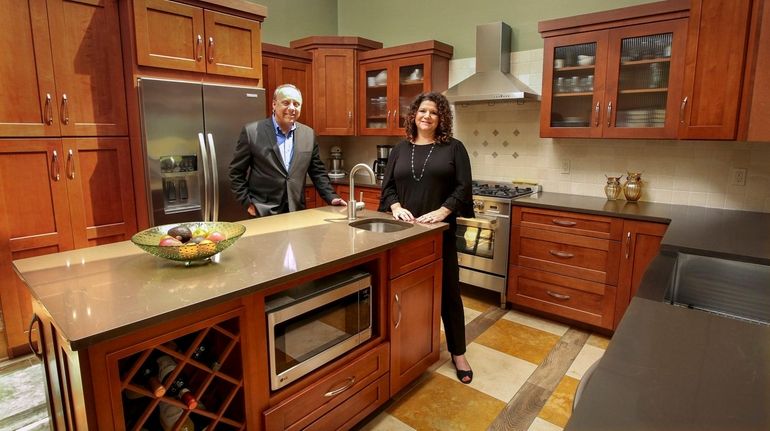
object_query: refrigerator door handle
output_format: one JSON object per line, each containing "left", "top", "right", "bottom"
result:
{"left": 198, "top": 132, "right": 212, "bottom": 221}
{"left": 206, "top": 132, "right": 219, "bottom": 222}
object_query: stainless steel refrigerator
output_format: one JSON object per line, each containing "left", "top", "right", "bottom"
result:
{"left": 138, "top": 78, "right": 266, "bottom": 225}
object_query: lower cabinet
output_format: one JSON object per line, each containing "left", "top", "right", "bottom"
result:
{"left": 509, "top": 206, "right": 666, "bottom": 331}
{"left": 335, "top": 184, "right": 382, "bottom": 210}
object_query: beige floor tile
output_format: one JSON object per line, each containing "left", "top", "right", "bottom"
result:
{"left": 358, "top": 412, "right": 416, "bottom": 431}
{"left": 502, "top": 310, "right": 569, "bottom": 337}
{"left": 566, "top": 344, "right": 605, "bottom": 380}
{"left": 538, "top": 376, "right": 579, "bottom": 428}
{"left": 527, "top": 417, "right": 564, "bottom": 431}
{"left": 586, "top": 333, "right": 611, "bottom": 350}
{"left": 435, "top": 342, "right": 537, "bottom": 402}
{"left": 474, "top": 319, "right": 561, "bottom": 365}
{"left": 388, "top": 373, "right": 505, "bottom": 431}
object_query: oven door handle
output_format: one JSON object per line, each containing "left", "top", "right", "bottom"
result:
{"left": 458, "top": 216, "right": 499, "bottom": 230}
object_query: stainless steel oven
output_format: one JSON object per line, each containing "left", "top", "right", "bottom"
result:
{"left": 265, "top": 269, "right": 372, "bottom": 390}
{"left": 457, "top": 197, "right": 511, "bottom": 306}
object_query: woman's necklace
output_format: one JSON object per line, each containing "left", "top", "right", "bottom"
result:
{"left": 410, "top": 141, "right": 435, "bottom": 182}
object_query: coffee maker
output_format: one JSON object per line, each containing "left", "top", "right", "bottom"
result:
{"left": 372, "top": 145, "right": 392, "bottom": 180}
{"left": 328, "top": 146, "right": 345, "bottom": 178}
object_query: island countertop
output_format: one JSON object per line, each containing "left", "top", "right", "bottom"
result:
{"left": 13, "top": 207, "right": 446, "bottom": 350}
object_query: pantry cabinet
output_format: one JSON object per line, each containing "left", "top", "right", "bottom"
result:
{"left": 357, "top": 41, "right": 453, "bottom": 136}
{"left": 291, "top": 36, "right": 382, "bottom": 136}
{"left": 539, "top": 1, "right": 689, "bottom": 139}
{"left": 0, "top": 0, "right": 127, "bottom": 137}
{"left": 262, "top": 43, "right": 314, "bottom": 128}
{"left": 133, "top": 0, "right": 264, "bottom": 80}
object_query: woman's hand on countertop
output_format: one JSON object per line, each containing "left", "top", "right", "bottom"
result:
{"left": 416, "top": 206, "right": 451, "bottom": 224}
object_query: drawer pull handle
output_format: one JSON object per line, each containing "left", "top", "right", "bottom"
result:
{"left": 28, "top": 314, "right": 43, "bottom": 361}
{"left": 393, "top": 293, "right": 402, "bottom": 329}
{"left": 549, "top": 250, "right": 574, "bottom": 259}
{"left": 625, "top": 231, "right": 631, "bottom": 259}
{"left": 324, "top": 377, "right": 356, "bottom": 397}
{"left": 547, "top": 291, "right": 571, "bottom": 300}
{"left": 551, "top": 219, "right": 577, "bottom": 227}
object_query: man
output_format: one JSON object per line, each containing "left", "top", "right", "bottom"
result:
{"left": 229, "top": 84, "right": 346, "bottom": 217}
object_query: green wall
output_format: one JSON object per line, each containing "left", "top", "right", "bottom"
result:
{"left": 252, "top": 0, "right": 655, "bottom": 57}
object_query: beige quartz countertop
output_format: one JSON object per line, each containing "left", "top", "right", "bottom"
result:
{"left": 13, "top": 206, "right": 445, "bottom": 350}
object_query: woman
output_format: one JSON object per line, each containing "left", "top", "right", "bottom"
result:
{"left": 378, "top": 92, "right": 474, "bottom": 383}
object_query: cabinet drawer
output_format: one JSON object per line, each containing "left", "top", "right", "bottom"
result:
{"left": 305, "top": 374, "right": 389, "bottom": 430}
{"left": 389, "top": 233, "right": 442, "bottom": 278}
{"left": 508, "top": 266, "right": 616, "bottom": 330}
{"left": 517, "top": 227, "right": 620, "bottom": 285}
{"left": 304, "top": 186, "right": 317, "bottom": 206}
{"left": 515, "top": 207, "right": 623, "bottom": 240}
{"left": 264, "top": 342, "right": 389, "bottom": 431}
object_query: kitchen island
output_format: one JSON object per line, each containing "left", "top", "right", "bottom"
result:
{"left": 511, "top": 193, "right": 770, "bottom": 430}
{"left": 13, "top": 206, "right": 447, "bottom": 430}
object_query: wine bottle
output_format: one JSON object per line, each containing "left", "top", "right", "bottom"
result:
{"left": 191, "top": 343, "right": 221, "bottom": 372}
{"left": 134, "top": 356, "right": 166, "bottom": 397}
{"left": 158, "top": 403, "right": 195, "bottom": 431}
{"left": 157, "top": 355, "right": 198, "bottom": 409}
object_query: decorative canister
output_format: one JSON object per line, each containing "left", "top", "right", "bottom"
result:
{"left": 604, "top": 175, "right": 622, "bottom": 200}
{"left": 623, "top": 172, "right": 643, "bottom": 201}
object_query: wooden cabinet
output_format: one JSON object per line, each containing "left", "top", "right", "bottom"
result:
{"left": 357, "top": 41, "right": 453, "bottom": 136}
{"left": 262, "top": 43, "right": 314, "bottom": 128}
{"left": 0, "top": 0, "right": 127, "bottom": 137}
{"left": 291, "top": 37, "right": 382, "bottom": 136}
{"left": 509, "top": 206, "right": 666, "bottom": 331}
{"left": 336, "top": 184, "right": 382, "bottom": 210}
{"left": 680, "top": 0, "right": 753, "bottom": 139}
{"left": 0, "top": 138, "right": 137, "bottom": 356}
{"left": 133, "top": 0, "right": 264, "bottom": 79}
{"left": 739, "top": 0, "right": 770, "bottom": 142}
{"left": 539, "top": 1, "right": 689, "bottom": 139}
{"left": 303, "top": 185, "right": 318, "bottom": 209}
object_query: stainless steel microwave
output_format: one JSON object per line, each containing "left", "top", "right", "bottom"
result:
{"left": 265, "top": 269, "right": 372, "bottom": 390}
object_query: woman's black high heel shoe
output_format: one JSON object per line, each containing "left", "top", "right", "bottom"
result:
{"left": 451, "top": 355, "right": 473, "bottom": 384}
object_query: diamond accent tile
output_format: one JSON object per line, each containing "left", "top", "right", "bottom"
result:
{"left": 502, "top": 140, "right": 509, "bottom": 147}
{"left": 493, "top": 129, "right": 499, "bottom": 136}
{"left": 473, "top": 130, "right": 480, "bottom": 136}
{"left": 482, "top": 140, "right": 489, "bottom": 147}
{"left": 513, "top": 129, "right": 520, "bottom": 136}
{"left": 472, "top": 151, "right": 479, "bottom": 157}
{"left": 492, "top": 152, "right": 498, "bottom": 158}
{"left": 513, "top": 152, "right": 519, "bottom": 158}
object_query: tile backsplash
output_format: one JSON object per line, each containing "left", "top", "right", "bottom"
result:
{"left": 322, "top": 48, "right": 770, "bottom": 213}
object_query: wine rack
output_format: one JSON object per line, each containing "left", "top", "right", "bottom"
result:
{"left": 117, "top": 314, "right": 245, "bottom": 431}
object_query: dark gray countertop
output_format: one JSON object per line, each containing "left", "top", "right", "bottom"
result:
{"left": 510, "top": 192, "right": 770, "bottom": 430}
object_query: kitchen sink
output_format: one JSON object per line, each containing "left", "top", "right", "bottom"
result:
{"left": 665, "top": 252, "right": 770, "bottom": 325}
{"left": 349, "top": 218, "right": 413, "bottom": 233}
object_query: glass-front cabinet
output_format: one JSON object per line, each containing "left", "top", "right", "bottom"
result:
{"left": 541, "top": 19, "right": 687, "bottom": 139}
{"left": 358, "top": 41, "right": 453, "bottom": 136}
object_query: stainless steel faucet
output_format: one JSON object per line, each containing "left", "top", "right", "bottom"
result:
{"left": 348, "top": 163, "right": 376, "bottom": 220}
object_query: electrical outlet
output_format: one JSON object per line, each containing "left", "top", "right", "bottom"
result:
{"left": 561, "top": 159, "right": 571, "bottom": 174}
{"left": 731, "top": 168, "right": 747, "bottom": 186}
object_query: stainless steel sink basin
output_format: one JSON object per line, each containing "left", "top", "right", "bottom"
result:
{"left": 349, "top": 218, "right": 413, "bottom": 233}
{"left": 665, "top": 252, "right": 770, "bottom": 325}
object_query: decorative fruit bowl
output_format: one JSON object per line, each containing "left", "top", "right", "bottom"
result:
{"left": 131, "top": 221, "right": 246, "bottom": 264}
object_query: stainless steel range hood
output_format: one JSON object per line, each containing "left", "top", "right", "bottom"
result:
{"left": 444, "top": 22, "right": 539, "bottom": 104}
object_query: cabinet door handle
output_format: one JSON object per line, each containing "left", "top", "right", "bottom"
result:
{"left": 551, "top": 218, "right": 577, "bottom": 227}
{"left": 348, "top": 111, "right": 353, "bottom": 127}
{"left": 606, "top": 101, "right": 612, "bottom": 127}
{"left": 324, "top": 377, "right": 355, "bottom": 397}
{"left": 386, "top": 110, "right": 391, "bottom": 127}
{"left": 547, "top": 291, "right": 571, "bottom": 300}
{"left": 393, "top": 293, "right": 402, "bottom": 329}
{"left": 45, "top": 93, "right": 54, "bottom": 125}
{"left": 208, "top": 36, "right": 215, "bottom": 63}
{"left": 52, "top": 149, "right": 60, "bottom": 181}
{"left": 196, "top": 34, "right": 203, "bottom": 61}
{"left": 594, "top": 101, "right": 600, "bottom": 127}
{"left": 28, "top": 314, "right": 43, "bottom": 361}
{"left": 61, "top": 93, "right": 69, "bottom": 125}
{"left": 549, "top": 249, "right": 574, "bottom": 259}
{"left": 625, "top": 231, "right": 631, "bottom": 259}
{"left": 66, "top": 149, "right": 75, "bottom": 179}
{"left": 679, "top": 96, "right": 688, "bottom": 125}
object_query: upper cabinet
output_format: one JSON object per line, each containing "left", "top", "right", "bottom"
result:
{"left": 539, "top": 1, "right": 690, "bottom": 139}
{"left": 357, "top": 41, "right": 453, "bottom": 136}
{"left": 0, "top": 0, "right": 127, "bottom": 137}
{"left": 291, "top": 36, "right": 382, "bottom": 136}
{"left": 262, "top": 43, "right": 314, "bottom": 128}
{"left": 132, "top": 0, "right": 264, "bottom": 80}
{"left": 739, "top": 0, "right": 770, "bottom": 142}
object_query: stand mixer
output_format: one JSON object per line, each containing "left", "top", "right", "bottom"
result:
{"left": 328, "top": 145, "right": 345, "bottom": 179}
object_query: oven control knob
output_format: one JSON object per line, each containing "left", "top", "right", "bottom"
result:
{"left": 473, "top": 200, "right": 484, "bottom": 211}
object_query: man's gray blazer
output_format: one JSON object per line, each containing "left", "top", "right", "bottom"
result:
{"left": 229, "top": 118, "right": 338, "bottom": 217}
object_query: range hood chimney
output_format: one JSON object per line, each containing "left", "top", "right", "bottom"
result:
{"left": 444, "top": 22, "right": 539, "bottom": 104}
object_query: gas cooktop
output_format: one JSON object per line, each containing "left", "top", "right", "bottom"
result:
{"left": 471, "top": 180, "right": 540, "bottom": 199}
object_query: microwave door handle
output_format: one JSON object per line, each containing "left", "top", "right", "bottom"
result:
{"left": 198, "top": 132, "right": 211, "bottom": 221}
{"left": 206, "top": 133, "right": 219, "bottom": 222}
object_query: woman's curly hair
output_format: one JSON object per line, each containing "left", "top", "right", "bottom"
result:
{"left": 404, "top": 92, "right": 453, "bottom": 143}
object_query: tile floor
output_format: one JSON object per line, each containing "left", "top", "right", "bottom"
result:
{"left": 0, "top": 285, "right": 610, "bottom": 431}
